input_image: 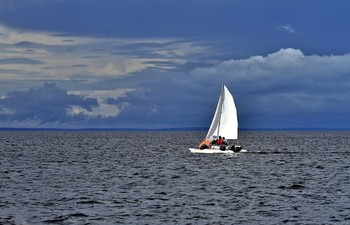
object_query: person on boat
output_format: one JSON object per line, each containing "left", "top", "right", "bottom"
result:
{"left": 199, "top": 139, "right": 212, "bottom": 149}
{"left": 222, "top": 137, "right": 228, "bottom": 145}
{"left": 217, "top": 136, "right": 223, "bottom": 145}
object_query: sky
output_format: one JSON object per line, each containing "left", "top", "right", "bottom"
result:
{"left": 1, "top": 0, "right": 350, "bottom": 129}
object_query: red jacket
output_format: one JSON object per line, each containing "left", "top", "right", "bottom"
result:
{"left": 217, "top": 139, "right": 223, "bottom": 145}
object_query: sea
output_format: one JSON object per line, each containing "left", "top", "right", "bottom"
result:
{"left": 0, "top": 131, "right": 349, "bottom": 225}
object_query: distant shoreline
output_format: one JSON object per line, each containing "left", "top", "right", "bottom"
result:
{"left": 1, "top": 127, "right": 350, "bottom": 131}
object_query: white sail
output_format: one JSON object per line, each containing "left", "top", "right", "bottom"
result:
{"left": 205, "top": 84, "right": 238, "bottom": 140}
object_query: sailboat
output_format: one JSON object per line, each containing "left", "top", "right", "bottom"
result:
{"left": 189, "top": 84, "right": 246, "bottom": 154}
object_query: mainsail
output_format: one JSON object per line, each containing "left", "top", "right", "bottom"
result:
{"left": 205, "top": 84, "right": 238, "bottom": 140}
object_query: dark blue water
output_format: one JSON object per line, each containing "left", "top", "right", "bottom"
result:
{"left": 0, "top": 131, "right": 349, "bottom": 224}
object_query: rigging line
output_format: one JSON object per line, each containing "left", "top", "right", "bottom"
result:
{"left": 216, "top": 84, "right": 225, "bottom": 139}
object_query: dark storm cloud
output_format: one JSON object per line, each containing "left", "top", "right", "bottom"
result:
{"left": 1, "top": 48, "right": 350, "bottom": 129}
{"left": 103, "top": 49, "right": 350, "bottom": 129}
{"left": 14, "top": 41, "right": 36, "bottom": 47}
{"left": 0, "top": 57, "right": 44, "bottom": 65}
{"left": 0, "top": 83, "right": 98, "bottom": 126}
{"left": 106, "top": 76, "right": 215, "bottom": 128}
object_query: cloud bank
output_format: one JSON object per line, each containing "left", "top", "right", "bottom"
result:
{"left": 1, "top": 48, "right": 350, "bottom": 129}
{"left": 0, "top": 24, "right": 208, "bottom": 88}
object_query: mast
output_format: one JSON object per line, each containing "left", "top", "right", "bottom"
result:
{"left": 216, "top": 84, "right": 225, "bottom": 138}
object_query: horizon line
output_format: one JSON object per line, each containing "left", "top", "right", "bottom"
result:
{"left": 1, "top": 127, "right": 350, "bottom": 131}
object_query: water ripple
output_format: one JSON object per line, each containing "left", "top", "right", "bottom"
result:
{"left": 0, "top": 131, "right": 349, "bottom": 224}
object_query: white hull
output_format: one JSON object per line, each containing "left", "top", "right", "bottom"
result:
{"left": 189, "top": 147, "right": 247, "bottom": 154}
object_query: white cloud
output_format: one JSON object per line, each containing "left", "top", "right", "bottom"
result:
{"left": 275, "top": 24, "right": 296, "bottom": 34}
{"left": 66, "top": 103, "right": 121, "bottom": 118}
{"left": 190, "top": 48, "right": 350, "bottom": 125}
{"left": 0, "top": 106, "right": 14, "bottom": 115}
{"left": 0, "top": 24, "right": 208, "bottom": 87}
{"left": 68, "top": 89, "right": 134, "bottom": 99}
{"left": 0, "top": 24, "right": 86, "bottom": 46}
{"left": 66, "top": 89, "right": 134, "bottom": 118}
{"left": 192, "top": 48, "right": 350, "bottom": 81}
